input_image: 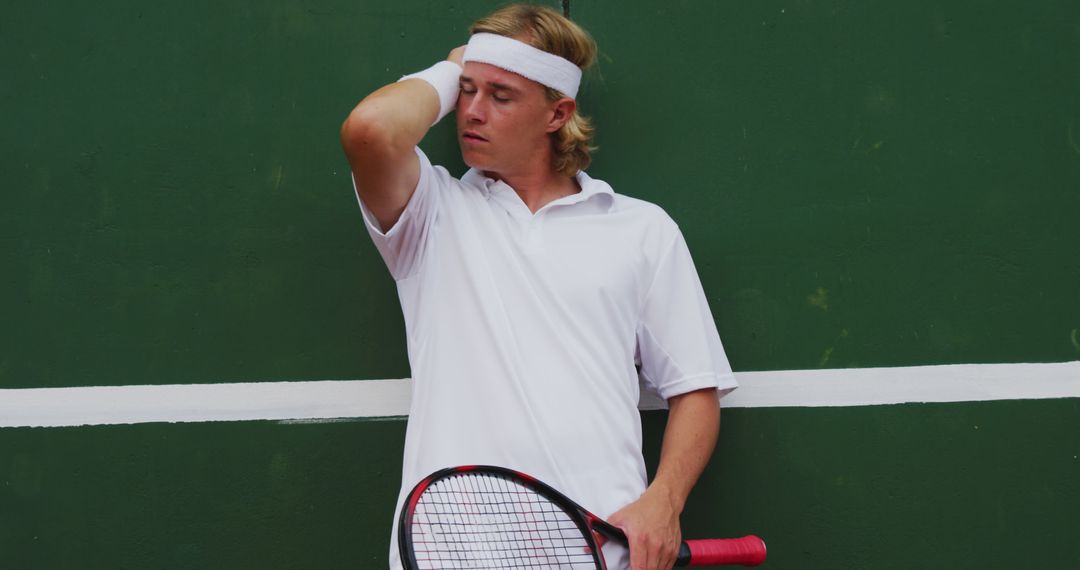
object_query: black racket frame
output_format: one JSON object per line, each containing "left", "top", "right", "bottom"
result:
{"left": 399, "top": 464, "right": 621, "bottom": 569}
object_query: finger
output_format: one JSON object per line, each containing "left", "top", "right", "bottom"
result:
{"left": 629, "top": 535, "right": 647, "bottom": 570}
{"left": 653, "top": 535, "right": 674, "bottom": 570}
{"left": 659, "top": 547, "right": 675, "bottom": 570}
{"left": 645, "top": 539, "right": 660, "bottom": 570}
{"left": 447, "top": 46, "right": 466, "bottom": 66}
{"left": 656, "top": 539, "right": 675, "bottom": 570}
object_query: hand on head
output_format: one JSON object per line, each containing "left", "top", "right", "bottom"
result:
{"left": 447, "top": 45, "right": 466, "bottom": 67}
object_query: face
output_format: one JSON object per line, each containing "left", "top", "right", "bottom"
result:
{"left": 456, "top": 61, "right": 573, "bottom": 176}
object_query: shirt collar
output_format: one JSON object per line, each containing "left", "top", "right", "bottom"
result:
{"left": 462, "top": 169, "right": 616, "bottom": 214}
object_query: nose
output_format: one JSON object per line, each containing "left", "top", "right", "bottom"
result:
{"left": 460, "top": 93, "right": 486, "bottom": 124}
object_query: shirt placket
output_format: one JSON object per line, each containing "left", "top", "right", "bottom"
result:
{"left": 489, "top": 183, "right": 547, "bottom": 255}
{"left": 487, "top": 181, "right": 596, "bottom": 255}
{"left": 521, "top": 214, "right": 545, "bottom": 254}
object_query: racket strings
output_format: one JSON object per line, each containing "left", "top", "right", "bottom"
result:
{"left": 409, "top": 472, "right": 597, "bottom": 569}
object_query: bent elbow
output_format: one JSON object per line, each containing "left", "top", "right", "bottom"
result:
{"left": 341, "top": 107, "right": 389, "bottom": 154}
{"left": 342, "top": 106, "right": 417, "bottom": 167}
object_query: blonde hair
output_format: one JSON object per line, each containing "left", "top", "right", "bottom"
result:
{"left": 469, "top": 3, "right": 598, "bottom": 176}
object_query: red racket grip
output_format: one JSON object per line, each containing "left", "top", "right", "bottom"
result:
{"left": 675, "top": 535, "right": 767, "bottom": 567}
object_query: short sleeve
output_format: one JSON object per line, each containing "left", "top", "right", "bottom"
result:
{"left": 636, "top": 231, "right": 738, "bottom": 401}
{"left": 353, "top": 147, "right": 441, "bottom": 281}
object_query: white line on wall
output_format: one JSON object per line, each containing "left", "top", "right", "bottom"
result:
{"left": 1, "top": 361, "right": 1078, "bottom": 428}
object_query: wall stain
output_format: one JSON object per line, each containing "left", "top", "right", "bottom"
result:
{"left": 818, "top": 329, "right": 849, "bottom": 367}
{"left": 271, "top": 165, "right": 284, "bottom": 192}
{"left": 808, "top": 287, "right": 828, "bottom": 311}
{"left": 1071, "top": 328, "right": 1080, "bottom": 352}
{"left": 851, "top": 137, "right": 886, "bottom": 155}
{"left": 819, "top": 346, "right": 834, "bottom": 367}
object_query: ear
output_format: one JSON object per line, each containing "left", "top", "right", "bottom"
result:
{"left": 545, "top": 97, "right": 577, "bottom": 133}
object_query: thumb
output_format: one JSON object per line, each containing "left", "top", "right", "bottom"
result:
{"left": 606, "top": 506, "right": 629, "bottom": 528}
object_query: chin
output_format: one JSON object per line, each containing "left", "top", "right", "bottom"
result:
{"left": 460, "top": 149, "right": 494, "bottom": 172}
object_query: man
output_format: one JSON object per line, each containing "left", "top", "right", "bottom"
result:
{"left": 340, "top": 4, "right": 736, "bottom": 569}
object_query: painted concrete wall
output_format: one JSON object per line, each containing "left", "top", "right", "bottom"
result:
{"left": 4, "top": 403, "right": 1080, "bottom": 567}
{"left": 3, "top": 0, "right": 1079, "bottom": 567}
{"left": 4, "top": 0, "right": 1079, "bottom": 390}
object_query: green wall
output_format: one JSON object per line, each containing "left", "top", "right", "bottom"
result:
{"left": 4, "top": 0, "right": 1078, "bottom": 389}
{"left": 3, "top": 0, "right": 1079, "bottom": 567}
{"left": 4, "top": 402, "right": 1079, "bottom": 568}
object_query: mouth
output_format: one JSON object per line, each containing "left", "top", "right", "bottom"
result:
{"left": 461, "top": 131, "right": 488, "bottom": 143}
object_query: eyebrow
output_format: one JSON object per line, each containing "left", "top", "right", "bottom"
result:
{"left": 459, "top": 75, "right": 520, "bottom": 93}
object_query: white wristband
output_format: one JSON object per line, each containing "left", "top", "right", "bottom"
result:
{"left": 399, "top": 60, "right": 463, "bottom": 126}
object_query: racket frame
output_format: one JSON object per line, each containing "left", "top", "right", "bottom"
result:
{"left": 398, "top": 464, "right": 766, "bottom": 568}
{"left": 399, "top": 464, "right": 610, "bottom": 569}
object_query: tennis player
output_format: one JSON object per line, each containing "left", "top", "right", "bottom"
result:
{"left": 340, "top": 4, "right": 737, "bottom": 569}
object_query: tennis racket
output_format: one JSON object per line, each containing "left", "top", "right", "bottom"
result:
{"left": 399, "top": 465, "right": 767, "bottom": 569}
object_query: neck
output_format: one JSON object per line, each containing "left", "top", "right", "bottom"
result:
{"left": 484, "top": 154, "right": 579, "bottom": 213}
{"left": 485, "top": 169, "right": 577, "bottom": 213}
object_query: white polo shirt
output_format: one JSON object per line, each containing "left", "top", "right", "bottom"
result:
{"left": 355, "top": 148, "right": 737, "bottom": 569}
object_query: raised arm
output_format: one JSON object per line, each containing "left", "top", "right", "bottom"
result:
{"left": 339, "top": 48, "right": 464, "bottom": 231}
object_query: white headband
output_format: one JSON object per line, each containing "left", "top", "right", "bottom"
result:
{"left": 462, "top": 33, "right": 583, "bottom": 99}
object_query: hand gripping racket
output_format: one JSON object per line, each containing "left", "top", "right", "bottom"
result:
{"left": 399, "top": 465, "right": 767, "bottom": 569}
